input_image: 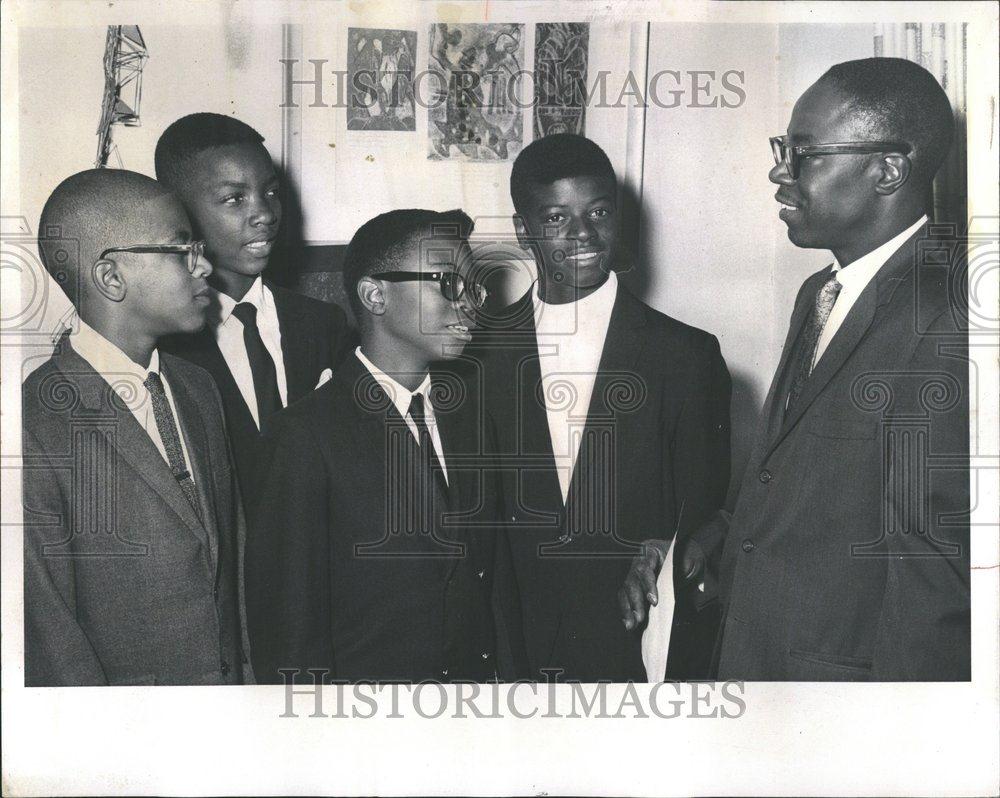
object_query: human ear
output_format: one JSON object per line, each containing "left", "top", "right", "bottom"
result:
{"left": 512, "top": 215, "right": 531, "bottom": 252}
{"left": 874, "top": 153, "right": 911, "bottom": 195}
{"left": 91, "top": 258, "right": 126, "bottom": 302}
{"left": 357, "top": 277, "right": 386, "bottom": 317}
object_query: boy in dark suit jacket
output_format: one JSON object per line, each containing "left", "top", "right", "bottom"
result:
{"left": 470, "top": 134, "right": 732, "bottom": 681}
{"left": 246, "top": 209, "right": 510, "bottom": 683}
{"left": 155, "top": 113, "right": 351, "bottom": 496}
{"left": 23, "top": 169, "right": 250, "bottom": 686}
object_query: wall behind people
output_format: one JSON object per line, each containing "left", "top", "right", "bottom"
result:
{"left": 12, "top": 16, "right": 901, "bottom": 483}
{"left": 631, "top": 22, "right": 875, "bottom": 482}
{"left": 16, "top": 23, "right": 283, "bottom": 373}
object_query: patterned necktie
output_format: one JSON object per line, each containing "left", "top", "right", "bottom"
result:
{"left": 144, "top": 371, "right": 203, "bottom": 522}
{"left": 785, "top": 271, "right": 843, "bottom": 416}
{"left": 231, "top": 302, "right": 282, "bottom": 428}
{"left": 407, "top": 391, "right": 449, "bottom": 503}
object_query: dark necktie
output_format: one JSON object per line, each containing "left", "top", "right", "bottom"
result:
{"left": 407, "top": 391, "right": 449, "bottom": 503}
{"left": 231, "top": 302, "right": 282, "bottom": 428}
{"left": 144, "top": 371, "right": 203, "bottom": 522}
{"left": 786, "top": 271, "right": 843, "bottom": 417}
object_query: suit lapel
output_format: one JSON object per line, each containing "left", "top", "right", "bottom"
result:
{"left": 176, "top": 329, "right": 258, "bottom": 436}
{"left": 432, "top": 370, "right": 478, "bottom": 583}
{"left": 162, "top": 358, "right": 219, "bottom": 570}
{"left": 270, "top": 284, "right": 318, "bottom": 402}
{"left": 56, "top": 345, "right": 209, "bottom": 547}
{"left": 765, "top": 227, "right": 922, "bottom": 457}
{"left": 511, "top": 298, "right": 565, "bottom": 516}
{"left": 564, "top": 285, "right": 647, "bottom": 511}
{"left": 761, "top": 268, "right": 832, "bottom": 446}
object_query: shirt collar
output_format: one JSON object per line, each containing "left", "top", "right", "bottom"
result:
{"left": 833, "top": 215, "right": 928, "bottom": 291}
{"left": 210, "top": 275, "right": 268, "bottom": 326}
{"left": 532, "top": 269, "right": 619, "bottom": 326}
{"left": 70, "top": 315, "right": 160, "bottom": 384}
{"left": 354, "top": 346, "right": 432, "bottom": 419}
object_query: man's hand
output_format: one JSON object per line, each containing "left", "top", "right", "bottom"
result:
{"left": 618, "top": 537, "right": 708, "bottom": 630}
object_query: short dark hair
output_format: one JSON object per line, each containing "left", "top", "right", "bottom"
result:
{"left": 154, "top": 112, "right": 265, "bottom": 189}
{"left": 510, "top": 134, "right": 617, "bottom": 214}
{"left": 343, "top": 208, "right": 474, "bottom": 320}
{"left": 38, "top": 169, "right": 171, "bottom": 308}
{"left": 820, "top": 57, "right": 954, "bottom": 186}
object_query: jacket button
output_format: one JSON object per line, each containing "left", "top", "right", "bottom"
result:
{"left": 758, "top": 469, "right": 772, "bottom": 483}
{"left": 220, "top": 661, "right": 230, "bottom": 676}
{"left": 741, "top": 539, "right": 756, "bottom": 553}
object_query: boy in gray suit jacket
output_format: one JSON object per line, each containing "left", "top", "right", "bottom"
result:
{"left": 23, "top": 168, "right": 251, "bottom": 686}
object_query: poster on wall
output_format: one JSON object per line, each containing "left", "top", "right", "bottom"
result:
{"left": 427, "top": 22, "right": 524, "bottom": 161}
{"left": 533, "top": 22, "right": 589, "bottom": 138}
{"left": 347, "top": 27, "right": 417, "bottom": 131}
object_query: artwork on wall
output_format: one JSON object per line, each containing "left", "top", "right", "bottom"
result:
{"left": 347, "top": 27, "right": 417, "bottom": 131}
{"left": 533, "top": 22, "right": 589, "bottom": 138}
{"left": 427, "top": 22, "right": 524, "bottom": 161}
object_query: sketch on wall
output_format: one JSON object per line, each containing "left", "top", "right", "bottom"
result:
{"left": 427, "top": 22, "right": 524, "bottom": 161}
{"left": 347, "top": 27, "right": 417, "bottom": 131}
{"left": 533, "top": 22, "right": 589, "bottom": 138}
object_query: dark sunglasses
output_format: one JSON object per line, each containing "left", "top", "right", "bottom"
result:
{"left": 371, "top": 271, "right": 488, "bottom": 308}
{"left": 98, "top": 240, "right": 207, "bottom": 274}
{"left": 769, "top": 135, "right": 912, "bottom": 179}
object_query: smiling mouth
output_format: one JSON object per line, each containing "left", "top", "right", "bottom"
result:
{"left": 244, "top": 239, "right": 274, "bottom": 256}
{"left": 775, "top": 193, "right": 801, "bottom": 212}
{"left": 446, "top": 323, "right": 472, "bottom": 341}
{"left": 565, "top": 251, "right": 603, "bottom": 263}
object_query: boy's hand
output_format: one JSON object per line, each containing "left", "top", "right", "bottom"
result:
{"left": 618, "top": 537, "right": 708, "bottom": 630}
{"left": 619, "top": 538, "right": 668, "bottom": 630}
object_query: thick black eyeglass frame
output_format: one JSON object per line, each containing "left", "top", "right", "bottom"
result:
{"left": 769, "top": 135, "right": 912, "bottom": 179}
{"left": 98, "top": 240, "right": 206, "bottom": 274}
{"left": 371, "top": 270, "right": 488, "bottom": 308}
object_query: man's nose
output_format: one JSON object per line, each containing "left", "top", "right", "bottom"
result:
{"left": 567, "top": 217, "right": 595, "bottom": 242}
{"left": 250, "top": 198, "right": 278, "bottom": 227}
{"left": 769, "top": 160, "right": 794, "bottom": 185}
{"left": 193, "top": 253, "right": 214, "bottom": 279}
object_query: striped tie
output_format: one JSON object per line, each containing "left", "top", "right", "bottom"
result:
{"left": 144, "top": 371, "right": 203, "bottom": 522}
{"left": 786, "top": 271, "right": 842, "bottom": 416}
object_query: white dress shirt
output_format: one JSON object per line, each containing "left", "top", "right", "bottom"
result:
{"left": 70, "top": 317, "right": 194, "bottom": 479}
{"left": 209, "top": 276, "right": 288, "bottom": 428}
{"left": 814, "top": 214, "right": 928, "bottom": 368}
{"left": 354, "top": 347, "right": 448, "bottom": 484}
{"left": 533, "top": 270, "right": 618, "bottom": 503}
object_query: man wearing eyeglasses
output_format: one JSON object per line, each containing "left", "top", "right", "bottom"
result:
{"left": 621, "top": 57, "right": 970, "bottom": 680}
{"left": 23, "top": 169, "right": 252, "bottom": 686}
{"left": 245, "top": 208, "right": 515, "bottom": 683}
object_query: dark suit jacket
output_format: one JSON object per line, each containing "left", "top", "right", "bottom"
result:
{"left": 695, "top": 223, "right": 970, "bottom": 680}
{"left": 470, "top": 282, "right": 732, "bottom": 681}
{"left": 245, "top": 353, "right": 505, "bottom": 683}
{"left": 22, "top": 342, "right": 250, "bottom": 686}
{"left": 162, "top": 282, "right": 352, "bottom": 498}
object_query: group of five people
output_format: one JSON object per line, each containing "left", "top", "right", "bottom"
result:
{"left": 23, "top": 56, "right": 969, "bottom": 686}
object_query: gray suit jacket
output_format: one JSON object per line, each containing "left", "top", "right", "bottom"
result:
{"left": 696, "top": 224, "right": 969, "bottom": 680}
{"left": 22, "top": 340, "right": 252, "bottom": 686}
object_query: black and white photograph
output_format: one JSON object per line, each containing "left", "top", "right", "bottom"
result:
{"left": 534, "top": 22, "right": 590, "bottom": 138}
{"left": 427, "top": 21, "right": 525, "bottom": 160}
{"left": 2, "top": 1, "right": 998, "bottom": 795}
{"left": 347, "top": 26, "right": 418, "bottom": 131}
